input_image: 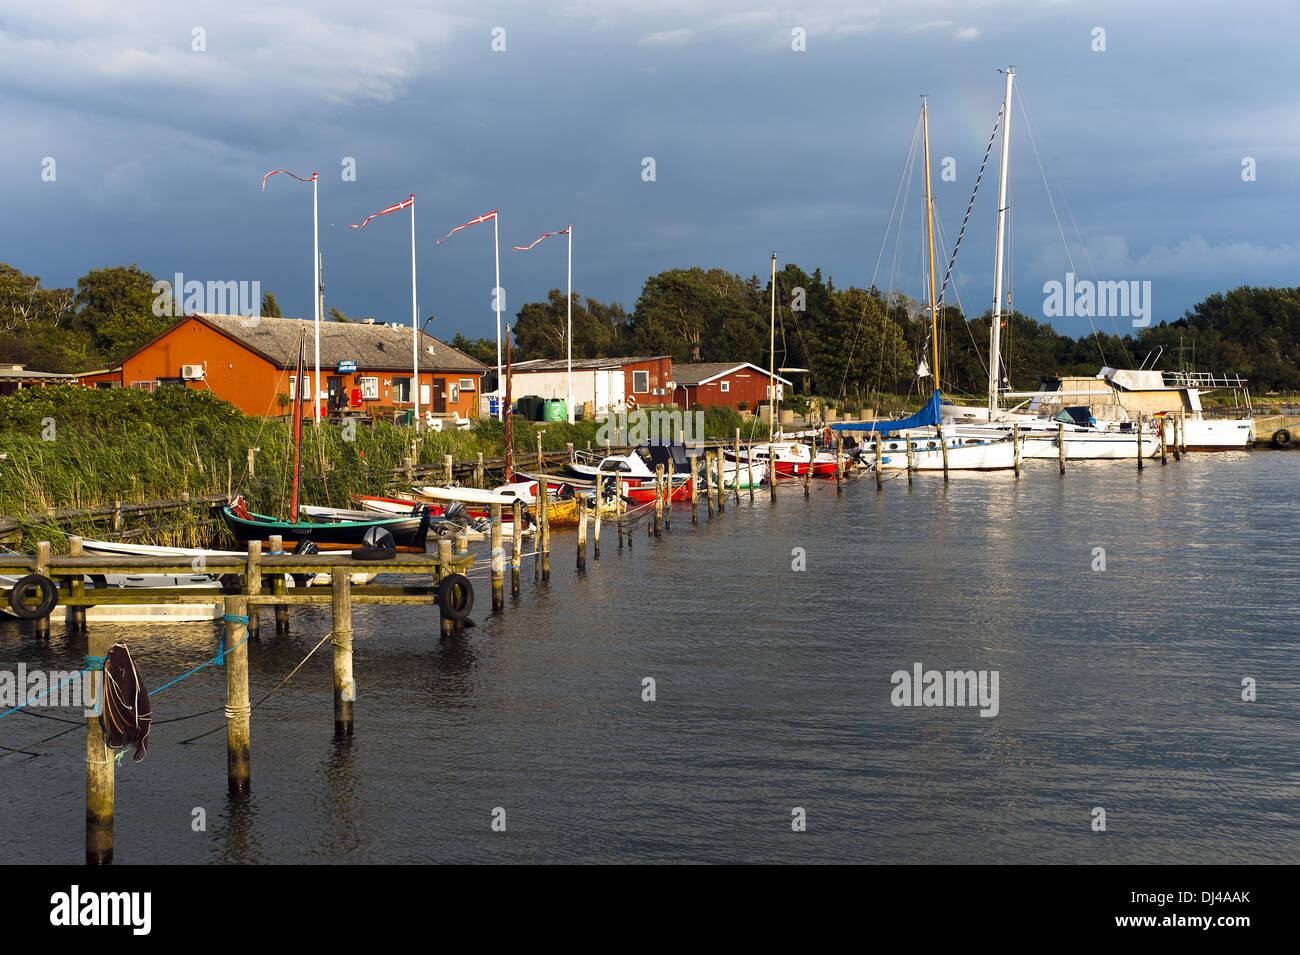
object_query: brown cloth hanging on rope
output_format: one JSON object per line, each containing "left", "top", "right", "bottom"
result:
{"left": 101, "top": 641, "right": 152, "bottom": 762}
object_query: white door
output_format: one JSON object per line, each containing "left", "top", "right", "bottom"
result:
{"left": 595, "top": 370, "right": 610, "bottom": 415}
{"left": 612, "top": 370, "right": 626, "bottom": 411}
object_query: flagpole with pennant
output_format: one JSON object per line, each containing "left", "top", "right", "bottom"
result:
{"left": 513, "top": 224, "right": 573, "bottom": 423}
{"left": 261, "top": 169, "right": 322, "bottom": 424}
{"left": 351, "top": 194, "right": 420, "bottom": 427}
{"left": 437, "top": 210, "right": 501, "bottom": 417}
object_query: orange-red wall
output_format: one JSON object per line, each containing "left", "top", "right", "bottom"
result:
{"left": 119, "top": 318, "right": 482, "bottom": 418}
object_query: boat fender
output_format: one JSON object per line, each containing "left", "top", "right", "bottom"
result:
{"left": 8, "top": 573, "right": 58, "bottom": 620}
{"left": 437, "top": 573, "right": 474, "bottom": 621}
{"left": 1273, "top": 428, "right": 1292, "bottom": 449}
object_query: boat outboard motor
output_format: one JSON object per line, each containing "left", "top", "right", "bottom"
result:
{"left": 442, "top": 500, "right": 469, "bottom": 525}
{"left": 352, "top": 526, "right": 397, "bottom": 561}
{"left": 292, "top": 539, "right": 319, "bottom": 587}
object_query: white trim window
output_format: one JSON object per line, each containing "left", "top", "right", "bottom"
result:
{"left": 719, "top": 380, "right": 730, "bottom": 393}
{"left": 359, "top": 376, "right": 380, "bottom": 400}
{"left": 632, "top": 370, "right": 649, "bottom": 393}
{"left": 458, "top": 377, "right": 476, "bottom": 391}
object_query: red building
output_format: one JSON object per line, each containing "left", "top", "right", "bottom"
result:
{"left": 104, "top": 314, "right": 487, "bottom": 420}
{"left": 670, "top": 362, "right": 791, "bottom": 411}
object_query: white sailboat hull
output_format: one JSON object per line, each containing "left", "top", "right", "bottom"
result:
{"left": 874, "top": 434, "right": 1019, "bottom": 470}
{"left": 1161, "top": 416, "right": 1253, "bottom": 451}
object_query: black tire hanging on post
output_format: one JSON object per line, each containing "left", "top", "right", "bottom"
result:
{"left": 437, "top": 573, "right": 474, "bottom": 622}
{"left": 8, "top": 573, "right": 58, "bottom": 620}
{"left": 1272, "top": 428, "right": 1292, "bottom": 449}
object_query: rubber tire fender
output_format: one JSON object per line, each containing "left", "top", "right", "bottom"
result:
{"left": 437, "top": 573, "right": 474, "bottom": 622}
{"left": 8, "top": 573, "right": 58, "bottom": 620}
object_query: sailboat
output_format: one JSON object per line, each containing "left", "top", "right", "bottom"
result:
{"left": 831, "top": 95, "right": 1019, "bottom": 470}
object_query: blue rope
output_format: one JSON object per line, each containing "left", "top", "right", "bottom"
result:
{"left": 152, "top": 632, "right": 252, "bottom": 695}
{"left": 0, "top": 666, "right": 94, "bottom": 721}
{"left": 222, "top": 614, "right": 250, "bottom": 625}
{"left": 83, "top": 655, "right": 105, "bottom": 670}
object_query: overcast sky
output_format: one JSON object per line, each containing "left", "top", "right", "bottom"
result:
{"left": 3, "top": 0, "right": 1297, "bottom": 350}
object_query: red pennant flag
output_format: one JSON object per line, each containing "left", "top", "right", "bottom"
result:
{"left": 350, "top": 196, "right": 415, "bottom": 229}
{"left": 436, "top": 210, "right": 498, "bottom": 245}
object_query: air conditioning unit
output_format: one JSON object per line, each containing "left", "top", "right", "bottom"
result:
{"left": 181, "top": 364, "right": 206, "bottom": 380}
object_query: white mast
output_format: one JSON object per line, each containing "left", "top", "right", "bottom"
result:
{"left": 410, "top": 194, "right": 419, "bottom": 428}
{"left": 769, "top": 252, "right": 776, "bottom": 443}
{"left": 988, "top": 66, "right": 1015, "bottom": 419}
{"left": 312, "top": 173, "right": 321, "bottom": 424}
{"left": 566, "top": 224, "right": 574, "bottom": 424}
{"left": 494, "top": 214, "right": 503, "bottom": 420}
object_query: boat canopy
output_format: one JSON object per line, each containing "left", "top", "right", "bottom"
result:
{"left": 831, "top": 391, "right": 940, "bottom": 433}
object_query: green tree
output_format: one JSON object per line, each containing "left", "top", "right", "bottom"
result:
{"left": 261, "top": 292, "right": 282, "bottom": 317}
{"left": 71, "top": 264, "right": 168, "bottom": 361}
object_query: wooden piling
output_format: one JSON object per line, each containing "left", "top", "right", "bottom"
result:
{"left": 245, "top": 541, "right": 262, "bottom": 640}
{"left": 1159, "top": 416, "right": 1167, "bottom": 465}
{"left": 268, "top": 534, "right": 288, "bottom": 633}
{"left": 34, "top": 541, "right": 50, "bottom": 639}
{"left": 617, "top": 476, "right": 626, "bottom": 548}
{"left": 511, "top": 500, "right": 523, "bottom": 595}
{"left": 67, "top": 536, "right": 86, "bottom": 632}
{"left": 836, "top": 435, "right": 843, "bottom": 495}
{"left": 112, "top": 500, "right": 122, "bottom": 533}
{"left": 1058, "top": 422, "right": 1067, "bottom": 474}
{"left": 490, "top": 502, "right": 504, "bottom": 611}
{"left": 937, "top": 426, "right": 949, "bottom": 482}
{"left": 747, "top": 445, "right": 755, "bottom": 502}
{"left": 1012, "top": 423, "right": 1021, "bottom": 476}
{"left": 1179, "top": 410, "right": 1187, "bottom": 454}
{"left": 540, "top": 486, "right": 550, "bottom": 580}
{"left": 715, "top": 451, "right": 725, "bottom": 513}
{"left": 804, "top": 442, "right": 812, "bottom": 498}
{"left": 769, "top": 439, "right": 777, "bottom": 502}
{"left": 874, "top": 434, "right": 884, "bottom": 490}
{"left": 689, "top": 453, "right": 699, "bottom": 523}
{"left": 653, "top": 465, "right": 664, "bottom": 536}
{"left": 1136, "top": 416, "right": 1144, "bottom": 471}
{"left": 734, "top": 429, "right": 742, "bottom": 504}
{"left": 577, "top": 495, "right": 588, "bottom": 569}
{"left": 224, "top": 594, "right": 251, "bottom": 791}
{"left": 85, "top": 626, "right": 114, "bottom": 863}
{"left": 706, "top": 453, "right": 715, "bottom": 517}
{"left": 330, "top": 574, "right": 354, "bottom": 736}
{"left": 445, "top": 454, "right": 454, "bottom": 485}
{"left": 1172, "top": 416, "right": 1182, "bottom": 460}
{"left": 905, "top": 436, "right": 914, "bottom": 485}
{"left": 537, "top": 432, "right": 544, "bottom": 472}
{"left": 664, "top": 458, "right": 673, "bottom": 529}
{"left": 439, "top": 538, "right": 456, "bottom": 635}
{"left": 475, "top": 452, "right": 485, "bottom": 488}
{"left": 593, "top": 481, "right": 602, "bottom": 558}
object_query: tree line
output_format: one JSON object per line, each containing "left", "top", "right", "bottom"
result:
{"left": 4, "top": 260, "right": 1297, "bottom": 395}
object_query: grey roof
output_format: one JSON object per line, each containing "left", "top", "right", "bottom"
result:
{"left": 195, "top": 314, "right": 487, "bottom": 373}
{"left": 673, "top": 362, "right": 791, "bottom": 386}
{"left": 0, "top": 367, "right": 79, "bottom": 381}
{"left": 510, "top": 356, "right": 669, "bottom": 372}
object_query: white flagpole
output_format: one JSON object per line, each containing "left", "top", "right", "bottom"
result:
{"left": 410, "top": 194, "right": 419, "bottom": 429}
{"left": 566, "top": 224, "right": 573, "bottom": 424}
{"left": 494, "top": 214, "right": 503, "bottom": 420}
{"left": 312, "top": 174, "right": 321, "bottom": 425}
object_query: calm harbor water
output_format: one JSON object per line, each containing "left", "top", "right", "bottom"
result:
{"left": 2, "top": 452, "right": 1297, "bottom": 864}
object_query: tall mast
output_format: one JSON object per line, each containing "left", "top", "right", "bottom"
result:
{"left": 922, "top": 99, "right": 940, "bottom": 394}
{"left": 769, "top": 252, "right": 776, "bottom": 442}
{"left": 988, "top": 67, "right": 1015, "bottom": 418}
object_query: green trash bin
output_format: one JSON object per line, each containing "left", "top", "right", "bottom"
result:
{"left": 542, "top": 399, "right": 568, "bottom": 422}
{"left": 517, "top": 395, "right": 544, "bottom": 421}
{"left": 400, "top": 409, "right": 415, "bottom": 426}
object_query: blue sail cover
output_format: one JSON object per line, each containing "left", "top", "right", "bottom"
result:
{"left": 830, "top": 390, "right": 940, "bottom": 433}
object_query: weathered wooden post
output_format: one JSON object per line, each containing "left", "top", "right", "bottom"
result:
{"left": 490, "top": 502, "right": 504, "bottom": 611}
{"left": 85, "top": 626, "right": 114, "bottom": 863}
{"left": 705, "top": 453, "right": 715, "bottom": 518}
{"left": 836, "top": 434, "right": 843, "bottom": 495}
{"left": 1172, "top": 416, "right": 1182, "bottom": 460}
{"left": 537, "top": 432, "right": 544, "bottom": 472}
{"left": 511, "top": 500, "right": 523, "bottom": 595}
{"left": 803, "top": 443, "right": 812, "bottom": 498}
{"left": 112, "top": 499, "right": 123, "bottom": 533}
{"left": 905, "top": 436, "right": 915, "bottom": 485}
{"left": 329, "top": 572, "right": 354, "bottom": 735}
{"left": 224, "top": 594, "right": 251, "bottom": 789}
{"left": 577, "top": 495, "right": 588, "bottom": 569}
{"left": 874, "top": 434, "right": 884, "bottom": 491}
{"left": 1136, "top": 415, "right": 1145, "bottom": 471}
{"left": 443, "top": 454, "right": 453, "bottom": 485}
{"left": 715, "top": 450, "right": 725, "bottom": 513}
{"left": 1179, "top": 410, "right": 1188, "bottom": 453}
{"left": 593, "top": 481, "right": 602, "bottom": 558}
{"left": 937, "top": 426, "right": 950, "bottom": 482}
{"left": 747, "top": 446, "right": 755, "bottom": 502}
{"left": 245, "top": 541, "right": 262, "bottom": 640}
{"left": 1159, "top": 416, "right": 1167, "bottom": 465}
{"left": 617, "top": 476, "right": 626, "bottom": 548}
{"left": 540, "top": 487, "right": 551, "bottom": 581}
{"left": 475, "top": 452, "right": 485, "bottom": 488}
{"left": 664, "top": 458, "right": 674, "bottom": 529}
{"left": 268, "top": 535, "right": 288, "bottom": 633}
{"left": 566, "top": 442, "right": 574, "bottom": 462}
{"left": 653, "top": 465, "right": 664, "bottom": 536}
{"left": 67, "top": 536, "right": 86, "bottom": 632}
{"left": 439, "top": 538, "right": 456, "bottom": 636}
{"left": 1058, "top": 421, "right": 1067, "bottom": 474}
{"left": 733, "top": 429, "right": 742, "bottom": 504}
{"left": 34, "top": 541, "right": 50, "bottom": 639}
{"left": 1012, "top": 423, "right": 1021, "bottom": 477}
{"left": 689, "top": 453, "right": 699, "bottom": 523}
